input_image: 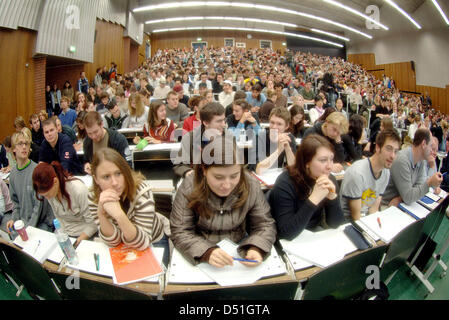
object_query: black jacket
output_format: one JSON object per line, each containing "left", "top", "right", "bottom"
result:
{"left": 83, "top": 128, "right": 131, "bottom": 165}
{"left": 39, "top": 133, "right": 83, "bottom": 175}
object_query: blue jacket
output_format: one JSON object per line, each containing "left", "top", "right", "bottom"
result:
{"left": 39, "top": 133, "right": 83, "bottom": 175}
{"left": 59, "top": 108, "right": 77, "bottom": 127}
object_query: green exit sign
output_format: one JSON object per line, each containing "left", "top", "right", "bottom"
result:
{"left": 69, "top": 45, "right": 76, "bottom": 53}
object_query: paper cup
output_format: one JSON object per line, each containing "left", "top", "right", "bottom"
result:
{"left": 14, "top": 220, "right": 28, "bottom": 241}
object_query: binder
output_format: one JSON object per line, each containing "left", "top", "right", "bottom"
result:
{"left": 398, "top": 202, "right": 431, "bottom": 220}
{"left": 343, "top": 225, "right": 372, "bottom": 250}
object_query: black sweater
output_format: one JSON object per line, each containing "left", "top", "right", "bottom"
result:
{"left": 268, "top": 170, "right": 344, "bottom": 240}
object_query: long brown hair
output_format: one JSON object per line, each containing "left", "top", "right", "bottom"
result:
{"left": 32, "top": 161, "right": 74, "bottom": 210}
{"left": 148, "top": 100, "right": 167, "bottom": 129}
{"left": 128, "top": 92, "right": 145, "bottom": 118}
{"left": 90, "top": 148, "right": 144, "bottom": 204}
{"left": 287, "top": 134, "right": 334, "bottom": 198}
{"left": 187, "top": 135, "right": 248, "bottom": 219}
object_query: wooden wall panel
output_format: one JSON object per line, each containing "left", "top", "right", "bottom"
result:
{"left": 138, "top": 33, "right": 151, "bottom": 66}
{"left": 0, "top": 28, "right": 36, "bottom": 140}
{"left": 150, "top": 30, "right": 286, "bottom": 57}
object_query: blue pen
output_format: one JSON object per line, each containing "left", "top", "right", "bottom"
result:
{"left": 233, "top": 257, "right": 259, "bottom": 263}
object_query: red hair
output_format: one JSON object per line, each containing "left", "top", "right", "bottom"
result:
{"left": 32, "top": 161, "right": 74, "bottom": 210}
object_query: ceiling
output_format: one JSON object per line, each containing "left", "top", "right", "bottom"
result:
{"left": 131, "top": 0, "right": 448, "bottom": 46}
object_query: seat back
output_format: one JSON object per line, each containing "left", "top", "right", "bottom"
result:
{"left": 302, "top": 244, "right": 388, "bottom": 300}
{"left": 48, "top": 270, "right": 153, "bottom": 300}
{"left": 0, "top": 242, "right": 61, "bottom": 300}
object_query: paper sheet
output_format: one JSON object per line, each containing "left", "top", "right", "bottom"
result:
{"left": 13, "top": 226, "right": 58, "bottom": 263}
{"left": 399, "top": 202, "right": 431, "bottom": 219}
{"left": 253, "top": 168, "right": 284, "bottom": 186}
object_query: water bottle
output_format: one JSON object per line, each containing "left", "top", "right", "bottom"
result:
{"left": 239, "top": 128, "right": 246, "bottom": 144}
{"left": 54, "top": 219, "right": 79, "bottom": 265}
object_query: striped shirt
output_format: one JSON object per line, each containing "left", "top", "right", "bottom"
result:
{"left": 88, "top": 181, "right": 168, "bottom": 250}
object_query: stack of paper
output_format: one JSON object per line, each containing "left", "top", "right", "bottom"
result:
{"left": 280, "top": 227, "right": 358, "bottom": 268}
{"left": 13, "top": 226, "right": 58, "bottom": 263}
{"left": 356, "top": 206, "right": 416, "bottom": 243}
{"left": 253, "top": 168, "right": 284, "bottom": 187}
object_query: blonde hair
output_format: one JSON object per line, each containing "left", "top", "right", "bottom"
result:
{"left": 325, "top": 111, "right": 349, "bottom": 134}
{"left": 128, "top": 93, "right": 145, "bottom": 118}
{"left": 11, "top": 131, "right": 31, "bottom": 158}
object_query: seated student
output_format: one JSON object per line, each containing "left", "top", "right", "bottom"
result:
{"left": 282, "top": 83, "right": 299, "bottom": 101}
{"left": 226, "top": 99, "right": 261, "bottom": 136}
{"left": 122, "top": 93, "right": 149, "bottom": 129}
{"left": 20, "top": 127, "right": 40, "bottom": 164}
{"left": 245, "top": 83, "right": 266, "bottom": 111}
{"left": 299, "top": 81, "right": 316, "bottom": 104}
{"left": 103, "top": 100, "right": 128, "bottom": 130}
{"left": 304, "top": 111, "right": 350, "bottom": 173}
{"left": 1, "top": 136, "right": 16, "bottom": 173}
{"left": 308, "top": 95, "right": 325, "bottom": 125}
{"left": 225, "top": 90, "right": 246, "bottom": 118}
{"left": 83, "top": 111, "right": 131, "bottom": 175}
{"left": 274, "top": 82, "right": 287, "bottom": 108}
{"left": 14, "top": 116, "right": 27, "bottom": 133}
{"left": 425, "top": 136, "right": 439, "bottom": 180}
{"left": 0, "top": 179, "right": 13, "bottom": 231}
{"left": 95, "top": 92, "right": 110, "bottom": 115}
{"left": 258, "top": 89, "right": 277, "bottom": 123}
{"left": 6, "top": 131, "right": 54, "bottom": 234}
{"left": 32, "top": 161, "right": 97, "bottom": 246}
{"left": 73, "top": 111, "right": 87, "bottom": 152}
{"left": 40, "top": 118, "right": 83, "bottom": 175}
{"left": 182, "top": 95, "right": 207, "bottom": 135}
{"left": 218, "top": 80, "right": 235, "bottom": 108}
{"left": 58, "top": 96, "right": 77, "bottom": 128}
{"left": 88, "top": 148, "right": 170, "bottom": 260}
{"left": 345, "top": 114, "right": 366, "bottom": 163}
{"left": 165, "top": 90, "right": 190, "bottom": 129}
{"left": 335, "top": 97, "right": 348, "bottom": 119}
{"left": 365, "top": 117, "right": 394, "bottom": 156}
{"left": 382, "top": 128, "right": 443, "bottom": 207}
{"left": 29, "top": 113, "right": 44, "bottom": 146}
{"left": 133, "top": 100, "right": 175, "bottom": 145}
{"left": 54, "top": 116, "right": 77, "bottom": 144}
{"left": 340, "top": 129, "right": 401, "bottom": 221}
{"left": 173, "top": 102, "right": 227, "bottom": 178}
{"left": 268, "top": 134, "right": 344, "bottom": 240}
{"left": 252, "top": 108, "right": 296, "bottom": 175}
{"left": 170, "top": 135, "right": 276, "bottom": 267}
{"left": 289, "top": 105, "right": 307, "bottom": 139}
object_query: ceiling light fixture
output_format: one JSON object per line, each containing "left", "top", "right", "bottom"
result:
{"left": 134, "top": 1, "right": 372, "bottom": 38}
{"left": 151, "top": 26, "right": 344, "bottom": 48}
{"left": 145, "top": 16, "right": 297, "bottom": 28}
{"left": 431, "top": 0, "right": 449, "bottom": 25}
{"left": 310, "top": 28, "right": 350, "bottom": 41}
{"left": 323, "top": 0, "right": 389, "bottom": 30}
{"left": 384, "top": 0, "right": 422, "bottom": 29}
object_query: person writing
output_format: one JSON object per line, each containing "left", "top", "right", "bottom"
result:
{"left": 170, "top": 135, "right": 276, "bottom": 267}
{"left": 32, "top": 161, "right": 97, "bottom": 246}
{"left": 268, "top": 134, "right": 344, "bottom": 240}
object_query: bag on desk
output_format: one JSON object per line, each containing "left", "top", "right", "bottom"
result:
{"left": 343, "top": 225, "right": 372, "bottom": 250}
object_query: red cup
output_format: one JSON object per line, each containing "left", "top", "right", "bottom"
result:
{"left": 14, "top": 220, "right": 28, "bottom": 241}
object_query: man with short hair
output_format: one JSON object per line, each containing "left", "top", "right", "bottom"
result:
{"left": 58, "top": 96, "right": 77, "bottom": 127}
{"left": 5, "top": 132, "right": 54, "bottom": 233}
{"left": 218, "top": 80, "right": 235, "bottom": 108}
{"left": 194, "top": 72, "right": 212, "bottom": 93}
{"left": 282, "top": 83, "right": 299, "bottom": 100}
{"left": 382, "top": 128, "right": 443, "bottom": 207}
{"left": 340, "top": 129, "right": 401, "bottom": 221}
{"left": 165, "top": 91, "right": 190, "bottom": 129}
{"left": 39, "top": 118, "right": 83, "bottom": 175}
{"left": 96, "top": 92, "right": 110, "bottom": 115}
{"left": 274, "top": 82, "right": 287, "bottom": 108}
{"left": 300, "top": 81, "right": 315, "bottom": 104}
{"left": 103, "top": 100, "right": 128, "bottom": 130}
{"left": 82, "top": 111, "right": 131, "bottom": 174}
{"left": 77, "top": 71, "right": 89, "bottom": 94}
{"left": 29, "top": 114, "right": 44, "bottom": 146}
{"left": 173, "top": 102, "right": 227, "bottom": 178}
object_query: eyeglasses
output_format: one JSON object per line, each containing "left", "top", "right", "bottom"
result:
{"left": 16, "top": 142, "right": 30, "bottom": 147}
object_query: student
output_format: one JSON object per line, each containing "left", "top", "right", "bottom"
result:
{"left": 165, "top": 91, "right": 190, "bottom": 129}
{"left": 6, "top": 131, "right": 54, "bottom": 233}
{"left": 218, "top": 80, "right": 235, "bottom": 108}
{"left": 170, "top": 135, "right": 276, "bottom": 267}
{"left": 0, "top": 179, "right": 13, "bottom": 231}
{"left": 88, "top": 148, "right": 170, "bottom": 258}
{"left": 59, "top": 96, "right": 77, "bottom": 127}
{"left": 133, "top": 100, "right": 175, "bottom": 145}
{"left": 308, "top": 95, "right": 325, "bottom": 125}
{"left": 268, "top": 134, "right": 344, "bottom": 240}
{"left": 304, "top": 111, "right": 350, "bottom": 173}
{"left": 173, "top": 102, "right": 227, "bottom": 178}
{"left": 54, "top": 116, "right": 77, "bottom": 144}
{"left": 253, "top": 107, "right": 296, "bottom": 175}
{"left": 340, "top": 129, "right": 401, "bottom": 221}
{"left": 74, "top": 111, "right": 87, "bottom": 151}
{"left": 32, "top": 161, "right": 97, "bottom": 246}
{"left": 245, "top": 83, "right": 266, "bottom": 110}
{"left": 29, "top": 113, "right": 44, "bottom": 146}
{"left": 425, "top": 136, "right": 439, "bottom": 180}
{"left": 226, "top": 99, "right": 261, "bottom": 136}
{"left": 274, "top": 82, "right": 287, "bottom": 108}
{"left": 95, "top": 92, "right": 110, "bottom": 115}
{"left": 122, "top": 93, "right": 149, "bottom": 129}
{"left": 299, "top": 81, "right": 315, "bottom": 104}
{"left": 39, "top": 118, "right": 83, "bottom": 175}
{"left": 21, "top": 127, "right": 40, "bottom": 164}
{"left": 289, "top": 105, "right": 307, "bottom": 139}
{"left": 182, "top": 96, "right": 207, "bottom": 135}
{"left": 14, "top": 116, "right": 27, "bottom": 132}
{"left": 103, "top": 100, "right": 128, "bottom": 130}
{"left": 83, "top": 111, "right": 131, "bottom": 175}
{"left": 258, "top": 89, "right": 277, "bottom": 123}
{"left": 382, "top": 128, "right": 443, "bottom": 207}
{"left": 225, "top": 90, "right": 246, "bottom": 118}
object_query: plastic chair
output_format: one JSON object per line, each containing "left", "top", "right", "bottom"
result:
{"left": 0, "top": 242, "right": 61, "bottom": 300}
{"left": 48, "top": 270, "right": 153, "bottom": 300}
{"left": 302, "top": 244, "right": 388, "bottom": 300}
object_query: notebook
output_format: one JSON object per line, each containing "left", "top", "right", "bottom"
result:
{"left": 196, "top": 239, "right": 286, "bottom": 287}
{"left": 253, "top": 168, "right": 284, "bottom": 187}
{"left": 417, "top": 196, "right": 440, "bottom": 211}
{"left": 13, "top": 226, "right": 58, "bottom": 263}
{"left": 356, "top": 206, "right": 416, "bottom": 243}
{"left": 109, "top": 243, "right": 164, "bottom": 285}
{"left": 168, "top": 248, "right": 215, "bottom": 284}
{"left": 398, "top": 202, "right": 431, "bottom": 220}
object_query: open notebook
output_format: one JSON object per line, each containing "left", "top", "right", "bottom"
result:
{"left": 355, "top": 206, "right": 416, "bottom": 243}
{"left": 399, "top": 201, "right": 431, "bottom": 219}
{"left": 280, "top": 224, "right": 359, "bottom": 269}
{"left": 13, "top": 226, "right": 60, "bottom": 263}
{"left": 168, "top": 239, "right": 286, "bottom": 287}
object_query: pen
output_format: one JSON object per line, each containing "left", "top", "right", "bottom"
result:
{"left": 377, "top": 217, "right": 382, "bottom": 229}
{"left": 233, "top": 257, "right": 259, "bottom": 263}
{"left": 33, "top": 240, "right": 41, "bottom": 255}
{"left": 94, "top": 253, "right": 100, "bottom": 271}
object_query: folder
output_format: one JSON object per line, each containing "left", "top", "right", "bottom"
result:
{"left": 398, "top": 202, "right": 431, "bottom": 220}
